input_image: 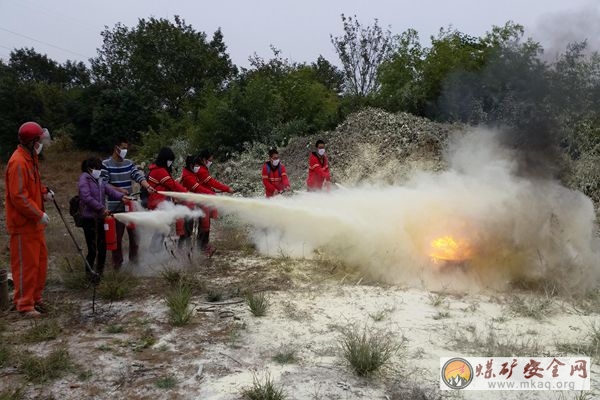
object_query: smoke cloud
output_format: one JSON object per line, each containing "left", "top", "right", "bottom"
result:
{"left": 163, "top": 128, "right": 600, "bottom": 291}
{"left": 532, "top": 3, "right": 600, "bottom": 61}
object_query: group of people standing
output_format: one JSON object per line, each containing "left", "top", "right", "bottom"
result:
{"left": 4, "top": 119, "right": 333, "bottom": 317}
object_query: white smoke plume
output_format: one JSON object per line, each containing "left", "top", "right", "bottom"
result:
{"left": 162, "top": 128, "right": 600, "bottom": 291}
{"left": 114, "top": 202, "right": 204, "bottom": 234}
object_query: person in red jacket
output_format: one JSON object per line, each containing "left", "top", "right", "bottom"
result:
{"left": 146, "top": 147, "right": 188, "bottom": 252}
{"left": 5, "top": 121, "right": 53, "bottom": 318}
{"left": 262, "top": 148, "right": 291, "bottom": 197}
{"left": 179, "top": 155, "right": 214, "bottom": 249}
{"left": 195, "top": 150, "right": 234, "bottom": 255}
{"left": 306, "top": 139, "right": 331, "bottom": 191}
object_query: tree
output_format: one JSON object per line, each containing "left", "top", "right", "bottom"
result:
{"left": 91, "top": 16, "right": 236, "bottom": 116}
{"left": 331, "top": 14, "right": 397, "bottom": 97}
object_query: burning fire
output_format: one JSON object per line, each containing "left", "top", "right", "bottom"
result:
{"left": 430, "top": 235, "right": 473, "bottom": 262}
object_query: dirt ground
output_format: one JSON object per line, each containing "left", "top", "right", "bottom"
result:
{"left": 1, "top": 147, "right": 599, "bottom": 400}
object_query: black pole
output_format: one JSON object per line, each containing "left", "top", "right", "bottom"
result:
{"left": 51, "top": 196, "right": 98, "bottom": 313}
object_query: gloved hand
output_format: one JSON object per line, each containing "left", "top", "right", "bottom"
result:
{"left": 40, "top": 213, "right": 50, "bottom": 225}
{"left": 43, "top": 190, "right": 54, "bottom": 201}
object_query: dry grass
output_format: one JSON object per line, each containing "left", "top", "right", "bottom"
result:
{"left": 555, "top": 321, "right": 600, "bottom": 361}
{"left": 448, "top": 323, "right": 542, "bottom": 357}
{"left": 18, "top": 347, "right": 73, "bottom": 383}
{"left": 339, "top": 324, "right": 407, "bottom": 377}
{"left": 21, "top": 319, "right": 61, "bottom": 343}
{"left": 165, "top": 284, "right": 194, "bottom": 326}
{"left": 97, "top": 270, "right": 138, "bottom": 301}
{"left": 246, "top": 292, "right": 269, "bottom": 317}
{"left": 241, "top": 373, "right": 287, "bottom": 400}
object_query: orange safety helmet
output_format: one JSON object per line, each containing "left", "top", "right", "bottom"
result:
{"left": 18, "top": 122, "right": 50, "bottom": 144}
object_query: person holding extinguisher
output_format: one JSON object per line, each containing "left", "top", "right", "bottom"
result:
{"left": 78, "top": 157, "right": 126, "bottom": 283}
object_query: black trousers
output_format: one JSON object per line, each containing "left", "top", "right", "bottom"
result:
{"left": 81, "top": 217, "right": 106, "bottom": 277}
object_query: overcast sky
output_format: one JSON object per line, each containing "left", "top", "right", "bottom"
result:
{"left": 0, "top": 0, "right": 598, "bottom": 68}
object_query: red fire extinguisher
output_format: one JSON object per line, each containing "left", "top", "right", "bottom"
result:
{"left": 105, "top": 216, "right": 117, "bottom": 250}
{"left": 175, "top": 218, "right": 185, "bottom": 236}
{"left": 123, "top": 198, "right": 135, "bottom": 229}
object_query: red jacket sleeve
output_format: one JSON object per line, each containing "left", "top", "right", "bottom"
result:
{"left": 309, "top": 154, "right": 330, "bottom": 181}
{"left": 198, "top": 167, "right": 231, "bottom": 193}
{"left": 182, "top": 170, "right": 213, "bottom": 194}
{"left": 262, "top": 164, "right": 279, "bottom": 193}
{"left": 281, "top": 164, "right": 290, "bottom": 188}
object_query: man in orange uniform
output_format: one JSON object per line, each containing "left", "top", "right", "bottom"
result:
{"left": 306, "top": 139, "right": 331, "bottom": 191}
{"left": 5, "top": 122, "right": 52, "bottom": 317}
{"left": 262, "top": 148, "right": 291, "bottom": 197}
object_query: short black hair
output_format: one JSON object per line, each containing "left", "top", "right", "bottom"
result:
{"left": 198, "top": 149, "right": 213, "bottom": 162}
{"left": 155, "top": 147, "right": 175, "bottom": 169}
{"left": 116, "top": 138, "right": 128, "bottom": 146}
{"left": 82, "top": 156, "right": 102, "bottom": 172}
{"left": 184, "top": 154, "right": 196, "bottom": 171}
{"left": 268, "top": 148, "right": 278, "bottom": 157}
{"left": 316, "top": 139, "right": 325, "bottom": 147}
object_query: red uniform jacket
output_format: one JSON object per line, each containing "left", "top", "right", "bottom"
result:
{"left": 262, "top": 162, "right": 290, "bottom": 197}
{"left": 5, "top": 146, "right": 48, "bottom": 234}
{"left": 181, "top": 168, "right": 214, "bottom": 195}
{"left": 146, "top": 164, "right": 187, "bottom": 210}
{"left": 306, "top": 152, "right": 330, "bottom": 191}
{"left": 196, "top": 165, "right": 231, "bottom": 194}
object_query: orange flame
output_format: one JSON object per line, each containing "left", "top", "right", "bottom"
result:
{"left": 430, "top": 235, "right": 473, "bottom": 261}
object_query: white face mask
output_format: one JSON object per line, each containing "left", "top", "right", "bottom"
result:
{"left": 193, "top": 166, "right": 201, "bottom": 173}
{"left": 271, "top": 159, "right": 280, "bottom": 166}
{"left": 206, "top": 161, "right": 212, "bottom": 168}
{"left": 91, "top": 169, "right": 102, "bottom": 180}
{"left": 35, "top": 142, "right": 43, "bottom": 155}
{"left": 118, "top": 148, "right": 127, "bottom": 159}
{"left": 167, "top": 160, "right": 173, "bottom": 167}
{"left": 317, "top": 148, "right": 325, "bottom": 156}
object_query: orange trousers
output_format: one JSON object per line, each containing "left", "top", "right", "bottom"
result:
{"left": 10, "top": 231, "right": 48, "bottom": 312}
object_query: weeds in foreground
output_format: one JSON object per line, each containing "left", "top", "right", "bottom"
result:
{"left": 386, "top": 381, "right": 448, "bottom": 400}
{"left": 0, "top": 387, "right": 24, "bottom": 400}
{"left": 272, "top": 349, "right": 298, "bottom": 364}
{"left": 18, "top": 348, "right": 73, "bottom": 383}
{"left": 508, "top": 294, "right": 554, "bottom": 320}
{"left": 427, "top": 291, "right": 447, "bottom": 308}
{"left": 556, "top": 321, "right": 600, "bottom": 361}
{"left": 339, "top": 325, "right": 406, "bottom": 377}
{"left": 155, "top": 375, "right": 177, "bottom": 389}
{"left": 369, "top": 306, "right": 395, "bottom": 322}
{"left": 21, "top": 319, "right": 61, "bottom": 343}
{"left": 246, "top": 292, "right": 269, "bottom": 317}
{"left": 165, "top": 284, "right": 193, "bottom": 326}
{"left": 97, "top": 271, "right": 137, "bottom": 301}
{"left": 0, "top": 341, "right": 11, "bottom": 368}
{"left": 241, "top": 373, "right": 286, "bottom": 400}
{"left": 106, "top": 324, "right": 125, "bottom": 334}
{"left": 554, "top": 390, "right": 597, "bottom": 400}
{"left": 58, "top": 259, "right": 88, "bottom": 291}
{"left": 449, "top": 323, "right": 542, "bottom": 357}
{"left": 206, "top": 288, "right": 223, "bottom": 302}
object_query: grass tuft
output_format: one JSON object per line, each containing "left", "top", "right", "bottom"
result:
{"left": 0, "top": 387, "right": 25, "bottom": 400}
{"left": 339, "top": 325, "right": 406, "bottom": 377}
{"left": 19, "top": 347, "right": 73, "bottom": 383}
{"left": 21, "top": 319, "right": 61, "bottom": 343}
{"left": 106, "top": 324, "right": 125, "bottom": 334}
{"left": 206, "top": 288, "right": 223, "bottom": 302}
{"left": 246, "top": 292, "right": 269, "bottom": 317}
{"left": 165, "top": 284, "right": 193, "bottom": 326}
{"left": 272, "top": 349, "right": 298, "bottom": 364}
{"left": 155, "top": 375, "right": 177, "bottom": 389}
{"left": 556, "top": 321, "right": 600, "bottom": 361}
{"left": 0, "top": 341, "right": 11, "bottom": 368}
{"left": 97, "top": 271, "right": 137, "bottom": 301}
{"left": 241, "top": 373, "right": 286, "bottom": 400}
{"left": 449, "top": 324, "right": 542, "bottom": 356}
{"left": 508, "top": 294, "right": 554, "bottom": 320}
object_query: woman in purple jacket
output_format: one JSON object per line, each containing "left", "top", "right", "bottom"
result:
{"left": 78, "top": 157, "right": 125, "bottom": 281}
